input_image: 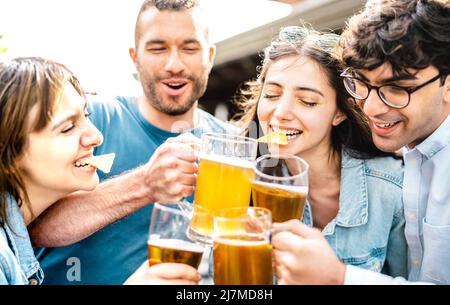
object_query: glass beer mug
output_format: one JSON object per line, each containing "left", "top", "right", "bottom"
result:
{"left": 148, "top": 203, "right": 204, "bottom": 268}
{"left": 212, "top": 207, "right": 273, "bottom": 285}
{"left": 184, "top": 133, "right": 258, "bottom": 244}
{"left": 252, "top": 154, "right": 309, "bottom": 223}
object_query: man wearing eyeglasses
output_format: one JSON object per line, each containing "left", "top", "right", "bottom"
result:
{"left": 272, "top": 0, "right": 450, "bottom": 284}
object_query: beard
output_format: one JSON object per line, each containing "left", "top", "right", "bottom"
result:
{"left": 138, "top": 68, "right": 209, "bottom": 116}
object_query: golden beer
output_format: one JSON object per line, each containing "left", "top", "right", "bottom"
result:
{"left": 213, "top": 234, "right": 273, "bottom": 285}
{"left": 147, "top": 238, "right": 204, "bottom": 268}
{"left": 252, "top": 181, "right": 307, "bottom": 223}
{"left": 191, "top": 156, "right": 255, "bottom": 237}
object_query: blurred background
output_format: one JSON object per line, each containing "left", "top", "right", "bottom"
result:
{"left": 0, "top": 0, "right": 365, "bottom": 121}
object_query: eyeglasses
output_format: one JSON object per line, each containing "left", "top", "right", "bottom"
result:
{"left": 340, "top": 68, "right": 443, "bottom": 109}
{"left": 278, "top": 26, "right": 340, "bottom": 53}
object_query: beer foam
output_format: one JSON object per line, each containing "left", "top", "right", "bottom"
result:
{"left": 214, "top": 236, "right": 270, "bottom": 247}
{"left": 199, "top": 153, "right": 254, "bottom": 169}
{"left": 252, "top": 180, "right": 308, "bottom": 194}
{"left": 148, "top": 239, "right": 204, "bottom": 253}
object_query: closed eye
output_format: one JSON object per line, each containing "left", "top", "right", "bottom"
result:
{"left": 147, "top": 47, "right": 166, "bottom": 53}
{"left": 183, "top": 47, "right": 199, "bottom": 52}
{"left": 298, "top": 99, "right": 318, "bottom": 107}
{"left": 263, "top": 94, "right": 280, "bottom": 100}
{"left": 61, "top": 124, "right": 75, "bottom": 134}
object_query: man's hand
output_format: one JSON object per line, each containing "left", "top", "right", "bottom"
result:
{"left": 272, "top": 220, "right": 346, "bottom": 285}
{"left": 124, "top": 261, "right": 201, "bottom": 285}
{"left": 141, "top": 133, "right": 201, "bottom": 202}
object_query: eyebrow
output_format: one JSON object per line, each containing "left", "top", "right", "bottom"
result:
{"left": 51, "top": 102, "right": 87, "bottom": 131}
{"left": 265, "top": 82, "right": 324, "bottom": 97}
{"left": 355, "top": 71, "right": 417, "bottom": 84}
{"left": 144, "top": 39, "right": 165, "bottom": 47}
{"left": 144, "top": 38, "right": 201, "bottom": 47}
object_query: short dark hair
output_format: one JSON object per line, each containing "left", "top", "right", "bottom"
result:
{"left": 340, "top": 0, "right": 450, "bottom": 80}
{"left": 134, "top": 0, "right": 200, "bottom": 48}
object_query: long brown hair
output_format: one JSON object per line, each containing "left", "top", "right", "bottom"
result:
{"left": 0, "top": 57, "right": 84, "bottom": 227}
{"left": 234, "top": 25, "right": 393, "bottom": 159}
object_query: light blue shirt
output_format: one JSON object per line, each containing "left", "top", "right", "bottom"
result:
{"left": 303, "top": 150, "right": 407, "bottom": 276}
{"left": 0, "top": 194, "right": 44, "bottom": 285}
{"left": 345, "top": 114, "right": 450, "bottom": 284}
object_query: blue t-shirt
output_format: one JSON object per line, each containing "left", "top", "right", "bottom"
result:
{"left": 35, "top": 96, "right": 234, "bottom": 284}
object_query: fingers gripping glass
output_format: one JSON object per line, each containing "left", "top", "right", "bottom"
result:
{"left": 340, "top": 68, "right": 443, "bottom": 109}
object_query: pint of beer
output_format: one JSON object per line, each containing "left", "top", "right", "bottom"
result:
{"left": 252, "top": 181, "right": 308, "bottom": 223}
{"left": 148, "top": 239, "right": 204, "bottom": 268}
{"left": 148, "top": 203, "right": 204, "bottom": 268}
{"left": 213, "top": 207, "right": 273, "bottom": 285}
{"left": 189, "top": 133, "right": 258, "bottom": 244}
{"left": 252, "top": 154, "right": 309, "bottom": 223}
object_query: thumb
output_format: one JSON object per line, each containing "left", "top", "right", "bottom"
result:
{"left": 272, "top": 220, "right": 322, "bottom": 239}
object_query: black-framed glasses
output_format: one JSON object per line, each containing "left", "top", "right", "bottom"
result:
{"left": 340, "top": 68, "right": 443, "bottom": 109}
{"left": 278, "top": 26, "right": 340, "bottom": 53}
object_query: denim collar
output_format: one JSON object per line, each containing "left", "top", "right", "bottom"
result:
{"left": 3, "top": 194, "right": 44, "bottom": 284}
{"left": 404, "top": 114, "right": 450, "bottom": 159}
{"left": 303, "top": 150, "right": 369, "bottom": 235}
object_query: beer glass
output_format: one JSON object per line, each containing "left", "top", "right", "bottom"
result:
{"left": 213, "top": 207, "right": 273, "bottom": 285}
{"left": 188, "top": 133, "right": 258, "bottom": 244}
{"left": 252, "top": 154, "right": 309, "bottom": 223}
{"left": 148, "top": 202, "right": 204, "bottom": 268}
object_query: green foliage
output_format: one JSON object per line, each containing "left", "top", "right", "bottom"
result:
{"left": 0, "top": 35, "right": 8, "bottom": 55}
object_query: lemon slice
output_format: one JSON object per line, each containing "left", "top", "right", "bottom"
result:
{"left": 257, "top": 132, "right": 288, "bottom": 145}
{"left": 90, "top": 153, "right": 116, "bottom": 174}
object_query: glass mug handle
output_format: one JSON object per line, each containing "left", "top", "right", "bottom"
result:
{"left": 177, "top": 140, "right": 201, "bottom": 219}
{"left": 177, "top": 200, "right": 193, "bottom": 219}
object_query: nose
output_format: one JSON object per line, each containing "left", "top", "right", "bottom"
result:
{"left": 273, "top": 93, "right": 295, "bottom": 122}
{"left": 80, "top": 121, "right": 103, "bottom": 148}
{"left": 164, "top": 49, "right": 186, "bottom": 75}
{"left": 362, "top": 88, "right": 391, "bottom": 118}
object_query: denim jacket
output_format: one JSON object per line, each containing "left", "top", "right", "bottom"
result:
{"left": 302, "top": 150, "right": 408, "bottom": 277}
{"left": 0, "top": 194, "right": 44, "bottom": 285}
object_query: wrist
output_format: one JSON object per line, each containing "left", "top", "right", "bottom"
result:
{"left": 128, "top": 166, "right": 155, "bottom": 204}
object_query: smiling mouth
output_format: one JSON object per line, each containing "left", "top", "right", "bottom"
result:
{"left": 163, "top": 82, "right": 188, "bottom": 90}
{"left": 270, "top": 125, "right": 303, "bottom": 140}
{"left": 373, "top": 121, "right": 401, "bottom": 129}
{"left": 74, "top": 157, "right": 92, "bottom": 169}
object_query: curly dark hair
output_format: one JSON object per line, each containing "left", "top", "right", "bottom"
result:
{"left": 340, "top": 0, "right": 450, "bottom": 81}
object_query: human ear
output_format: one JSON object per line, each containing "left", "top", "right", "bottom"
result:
{"left": 443, "top": 75, "right": 450, "bottom": 104}
{"left": 129, "top": 48, "right": 137, "bottom": 65}
{"left": 332, "top": 109, "right": 347, "bottom": 126}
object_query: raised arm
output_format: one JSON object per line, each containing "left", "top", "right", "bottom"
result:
{"left": 29, "top": 134, "right": 200, "bottom": 247}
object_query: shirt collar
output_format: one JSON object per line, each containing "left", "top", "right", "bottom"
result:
{"left": 406, "top": 114, "right": 450, "bottom": 159}
{"left": 3, "top": 194, "right": 43, "bottom": 283}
